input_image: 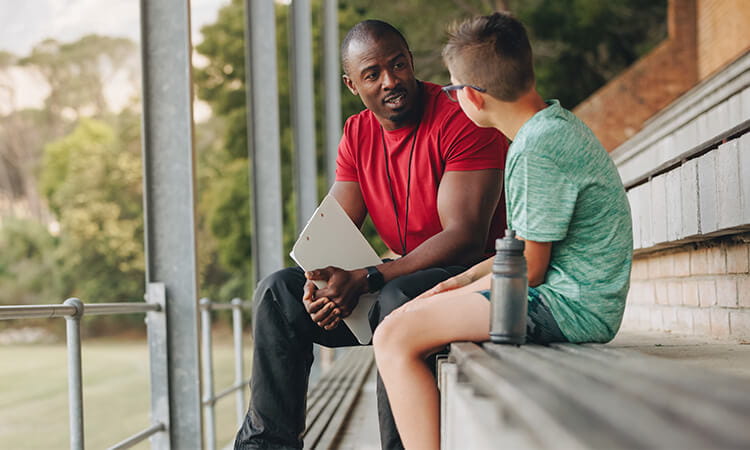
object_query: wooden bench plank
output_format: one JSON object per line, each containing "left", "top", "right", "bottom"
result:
{"left": 303, "top": 347, "right": 374, "bottom": 449}
{"left": 443, "top": 342, "right": 750, "bottom": 450}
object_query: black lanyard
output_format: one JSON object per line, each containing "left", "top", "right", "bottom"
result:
{"left": 380, "top": 120, "right": 420, "bottom": 256}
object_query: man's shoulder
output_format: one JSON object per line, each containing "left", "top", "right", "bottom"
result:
{"left": 343, "top": 107, "right": 376, "bottom": 138}
{"left": 421, "top": 81, "right": 464, "bottom": 123}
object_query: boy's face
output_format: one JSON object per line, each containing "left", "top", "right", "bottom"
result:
{"left": 449, "top": 72, "right": 492, "bottom": 128}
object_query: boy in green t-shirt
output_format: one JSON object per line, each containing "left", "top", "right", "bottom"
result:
{"left": 372, "top": 12, "right": 633, "bottom": 450}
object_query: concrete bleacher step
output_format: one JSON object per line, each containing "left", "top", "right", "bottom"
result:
{"left": 303, "top": 347, "right": 374, "bottom": 450}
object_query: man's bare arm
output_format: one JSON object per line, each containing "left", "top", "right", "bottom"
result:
{"left": 377, "top": 168, "right": 502, "bottom": 282}
{"left": 307, "top": 171, "right": 502, "bottom": 328}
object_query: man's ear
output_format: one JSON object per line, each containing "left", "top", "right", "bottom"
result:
{"left": 464, "top": 86, "right": 485, "bottom": 111}
{"left": 342, "top": 75, "right": 358, "bottom": 96}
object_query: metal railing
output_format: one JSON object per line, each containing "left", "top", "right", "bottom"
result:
{"left": 0, "top": 282, "right": 169, "bottom": 450}
{"left": 199, "top": 297, "right": 253, "bottom": 450}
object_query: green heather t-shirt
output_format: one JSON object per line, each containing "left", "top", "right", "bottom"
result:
{"left": 505, "top": 100, "right": 633, "bottom": 343}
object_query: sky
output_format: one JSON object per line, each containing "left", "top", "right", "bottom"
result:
{"left": 0, "top": 0, "right": 230, "bottom": 57}
{"left": 0, "top": 0, "right": 232, "bottom": 118}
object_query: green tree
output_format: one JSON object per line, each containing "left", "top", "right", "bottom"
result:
{"left": 0, "top": 218, "right": 61, "bottom": 307}
{"left": 192, "top": 0, "right": 667, "bottom": 300}
{"left": 340, "top": 0, "right": 667, "bottom": 108}
{"left": 40, "top": 117, "right": 144, "bottom": 310}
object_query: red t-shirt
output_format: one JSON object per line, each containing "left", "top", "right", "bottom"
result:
{"left": 336, "top": 81, "right": 508, "bottom": 256}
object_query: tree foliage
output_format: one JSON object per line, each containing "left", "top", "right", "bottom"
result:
{"left": 0, "top": 2, "right": 669, "bottom": 326}
{"left": 40, "top": 116, "right": 145, "bottom": 304}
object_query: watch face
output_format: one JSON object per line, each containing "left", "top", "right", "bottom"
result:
{"left": 367, "top": 267, "right": 384, "bottom": 292}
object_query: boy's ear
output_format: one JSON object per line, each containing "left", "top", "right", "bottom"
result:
{"left": 342, "top": 75, "right": 358, "bottom": 96}
{"left": 464, "top": 86, "right": 485, "bottom": 111}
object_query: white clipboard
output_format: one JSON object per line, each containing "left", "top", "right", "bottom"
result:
{"left": 289, "top": 194, "right": 382, "bottom": 344}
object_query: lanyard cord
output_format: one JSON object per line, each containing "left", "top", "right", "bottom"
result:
{"left": 380, "top": 120, "right": 420, "bottom": 256}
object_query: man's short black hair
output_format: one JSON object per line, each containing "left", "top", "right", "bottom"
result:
{"left": 341, "top": 20, "right": 409, "bottom": 75}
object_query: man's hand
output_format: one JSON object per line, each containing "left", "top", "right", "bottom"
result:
{"left": 304, "top": 266, "right": 368, "bottom": 329}
{"left": 302, "top": 280, "right": 341, "bottom": 330}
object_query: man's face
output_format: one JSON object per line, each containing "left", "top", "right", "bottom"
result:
{"left": 342, "top": 34, "right": 419, "bottom": 130}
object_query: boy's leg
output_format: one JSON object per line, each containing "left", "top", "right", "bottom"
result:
{"left": 369, "top": 265, "right": 467, "bottom": 450}
{"left": 373, "top": 289, "right": 493, "bottom": 450}
{"left": 235, "top": 267, "right": 359, "bottom": 450}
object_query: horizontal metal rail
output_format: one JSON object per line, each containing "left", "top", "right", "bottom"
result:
{"left": 0, "top": 302, "right": 160, "bottom": 320}
{"left": 1, "top": 288, "right": 169, "bottom": 450}
{"left": 202, "top": 380, "right": 252, "bottom": 406}
{"left": 107, "top": 422, "right": 166, "bottom": 450}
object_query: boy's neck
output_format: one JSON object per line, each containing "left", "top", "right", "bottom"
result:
{"left": 489, "top": 89, "right": 547, "bottom": 141}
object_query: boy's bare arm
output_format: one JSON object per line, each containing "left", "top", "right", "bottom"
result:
{"left": 519, "top": 238, "right": 551, "bottom": 287}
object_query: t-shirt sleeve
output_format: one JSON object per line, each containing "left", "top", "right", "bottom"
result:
{"left": 507, "top": 152, "right": 577, "bottom": 242}
{"left": 335, "top": 118, "right": 359, "bottom": 182}
{"left": 442, "top": 108, "right": 507, "bottom": 171}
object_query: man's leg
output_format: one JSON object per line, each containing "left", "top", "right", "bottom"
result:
{"left": 369, "top": 265, "right": 467, "bottom": 450}
{"left": 235, "top": 267, "right": 358, "bottom": 450}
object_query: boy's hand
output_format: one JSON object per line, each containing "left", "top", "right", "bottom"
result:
{"left": 415, "top": 272, "right": 473, "bottom": 300}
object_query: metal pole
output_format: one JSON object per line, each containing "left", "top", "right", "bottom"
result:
{"left": 244, "top": 0, "right": 284, "bottom": 283}
{"left": 323, "top": 0, "right": 342, "bottom": 187}
{"left": 290, "top": 0, "right": 318, "bottom": 232}
{"left": 146, "top": 282, "right": 170, "bottom": 449}
{"left": 200, "top": 299, "right": 216, "bottom": 450}
{"left": 232, "top": 297, "right": 246, "bottom": 427}
{"left": 64, "top": 298, "right": 84, "bottom": 450}
{"left": 139, "top": 0, "right": 203, "bottom": 446}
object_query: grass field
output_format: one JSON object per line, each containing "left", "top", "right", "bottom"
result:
{"left": 0, "top": 334, "right": 251, "bottom": 449}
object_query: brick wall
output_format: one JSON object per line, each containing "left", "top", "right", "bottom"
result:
{"left": 622, "top": 236, "right": 750, "bottom": 339}
{"left": 573, "top": 0, "right": 697, "bottom": 151}
{"left": 574, "top": 0, "right": 750, "bottom": 151}
{"left": 697, "top": 0, "right": 750, "bottom": 80}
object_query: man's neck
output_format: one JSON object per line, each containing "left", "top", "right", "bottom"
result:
{"left": 489, "top": 89, "right": 547, "bottom": 141}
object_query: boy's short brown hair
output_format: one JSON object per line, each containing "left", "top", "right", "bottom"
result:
{"left": 443, "top": 12, "right": 534, "bottom": 102}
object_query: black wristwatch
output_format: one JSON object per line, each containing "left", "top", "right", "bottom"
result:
{"left": 365, "top": 266, "right": 385, "bottom": 293}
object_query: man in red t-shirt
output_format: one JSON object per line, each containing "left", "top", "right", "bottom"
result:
{"left": 235, "top": 20, "right": 508, "bottom": 450}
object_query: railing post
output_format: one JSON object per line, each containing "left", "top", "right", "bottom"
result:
{"left": 146, "top": 282, "right": 170, "bottom": 449}
{"left": 323, "top": 0, "right": 342, "bottom": 187}
{"left": 200, "top": 298, "right": 216, "bottom": 450}
{"left": 64, "top": 298, "right": 84, "bottom": 450}
{"left": 231, "top": 297, "right": 246, "bottom": 427}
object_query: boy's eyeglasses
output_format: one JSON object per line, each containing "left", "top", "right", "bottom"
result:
{"left": 441, "top": 84, "right": 487, "bottom": 102}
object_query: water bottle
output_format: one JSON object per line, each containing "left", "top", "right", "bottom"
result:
{"left": 490, "top": 229, "right": 528, "bottom": 345}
